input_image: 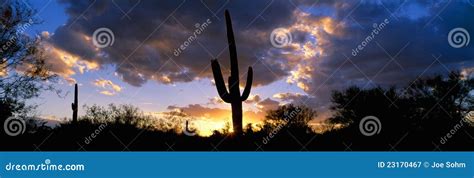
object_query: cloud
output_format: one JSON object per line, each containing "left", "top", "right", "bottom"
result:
{"left": 208, "top": 94, "right": 260, "bottom": 105}
{"left": 166, "top": 103, "right": 265, "bottom": 126}
{"left": 275, "top": 1, "right": 474, "bottom": 107}
{"left": 256, "top": 98, "right": 280, "bottom": 111}
{"left": 39, "top": 32, "right": 99, "bottom": 84}
{"left": 93, "top": 79, "right": 122, "bottom": 96}
{"left": 273, "top": 92, "right": 305, "bottom": 101}
{"left": 207, "top": 96, "right": 225, "bottom": 105}
{"left": 461, "top": 67, "right": 474, "bottom": 79}
{"left": 0, "top": 60, "right": 7, "bottom": 77}
{"left": 45, "top": 1, "right": 474, "bottom": 113}
{"left": 273, "top": 92, "right": 319, "bottom": 109}
{"left": 244, "top": 94, "right": 261, "bottom": 104}
{"left": 47, "top": 0, "right": 298, "bottom": 87}
{"left": 99, "top": 90, "right": 114, "bottom": 96}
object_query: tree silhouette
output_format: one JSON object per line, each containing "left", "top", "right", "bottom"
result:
{"left": 264, "top": 104, "right": 317, "bottom": 134}
{"left": 328, "top": 86, "right": 408, "bottom": 135}
{"left": 401, "top": 71, "right": 473, "bottom": 139}
{"left": 326, "top": 71, "right": 473, "bottom": 149}
{"left": 0, "top": 1, "right": 56, "bottom": 124}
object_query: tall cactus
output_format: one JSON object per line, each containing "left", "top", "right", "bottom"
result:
{"left": 211, "top": 10, "right": 253, "bottom": 135}
{"left": 71, "top": 83, "right": 78, "bottom": 123}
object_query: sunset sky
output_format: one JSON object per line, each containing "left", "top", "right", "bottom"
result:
{"left": 23, "top": 0, "right": 473, "bottom": 135}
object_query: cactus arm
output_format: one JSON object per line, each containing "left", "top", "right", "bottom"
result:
{"left": 211, "top": 59, "right": 232, "bottom": 103}
{"left": 71, "top": 103, "right": 75, "bottom": 110}
{"left": 225, "top": 10, "right": 239, "bottom": 77}
{"left": 240, "top": 66, "right": 253, "bottom": 101}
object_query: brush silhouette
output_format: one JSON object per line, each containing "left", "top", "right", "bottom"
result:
{"left": 211, "top": 10, "right": 253, "bottom": 135}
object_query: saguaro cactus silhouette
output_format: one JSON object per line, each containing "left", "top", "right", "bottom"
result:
{"left": 211, "top": 10, "right": 253, "bottom": 135}
{"left": 71, "top": 83, "right": 78, "bottom": 123}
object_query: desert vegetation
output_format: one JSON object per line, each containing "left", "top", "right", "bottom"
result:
{"left": 0, "top": 2, "right": 472, "bottom": 151}
{"left": 1, "top": 71, "right": 472, "bottom": 151}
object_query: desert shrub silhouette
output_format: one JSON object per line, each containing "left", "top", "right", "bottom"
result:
{"left": 326, "top": 71, "right": 473, "bottom": 150}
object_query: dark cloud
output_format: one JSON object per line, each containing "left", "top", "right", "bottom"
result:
{"left": 50, "top": 0, "right": 297, "bottom": 87}
{"left": 256, "top": 98, "right": 280, "bottom": 111}
{"left": 273, "top": 92, "right": 317, "bottom": 105}
{"left": 272, "top": 92, "right": 322, "bottom": 113}
{"left": 47, "top": 0, "right": 474, "bottom": 112}
{"left": 296, "top": 1, "right": 474, "bottom": 105}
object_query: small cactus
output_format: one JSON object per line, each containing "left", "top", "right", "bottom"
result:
{"left": 71, "top": 83, "right": 78, "bottom": 123}
{"left": 211, "top": 10, "right": 253, "bottom": 135}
